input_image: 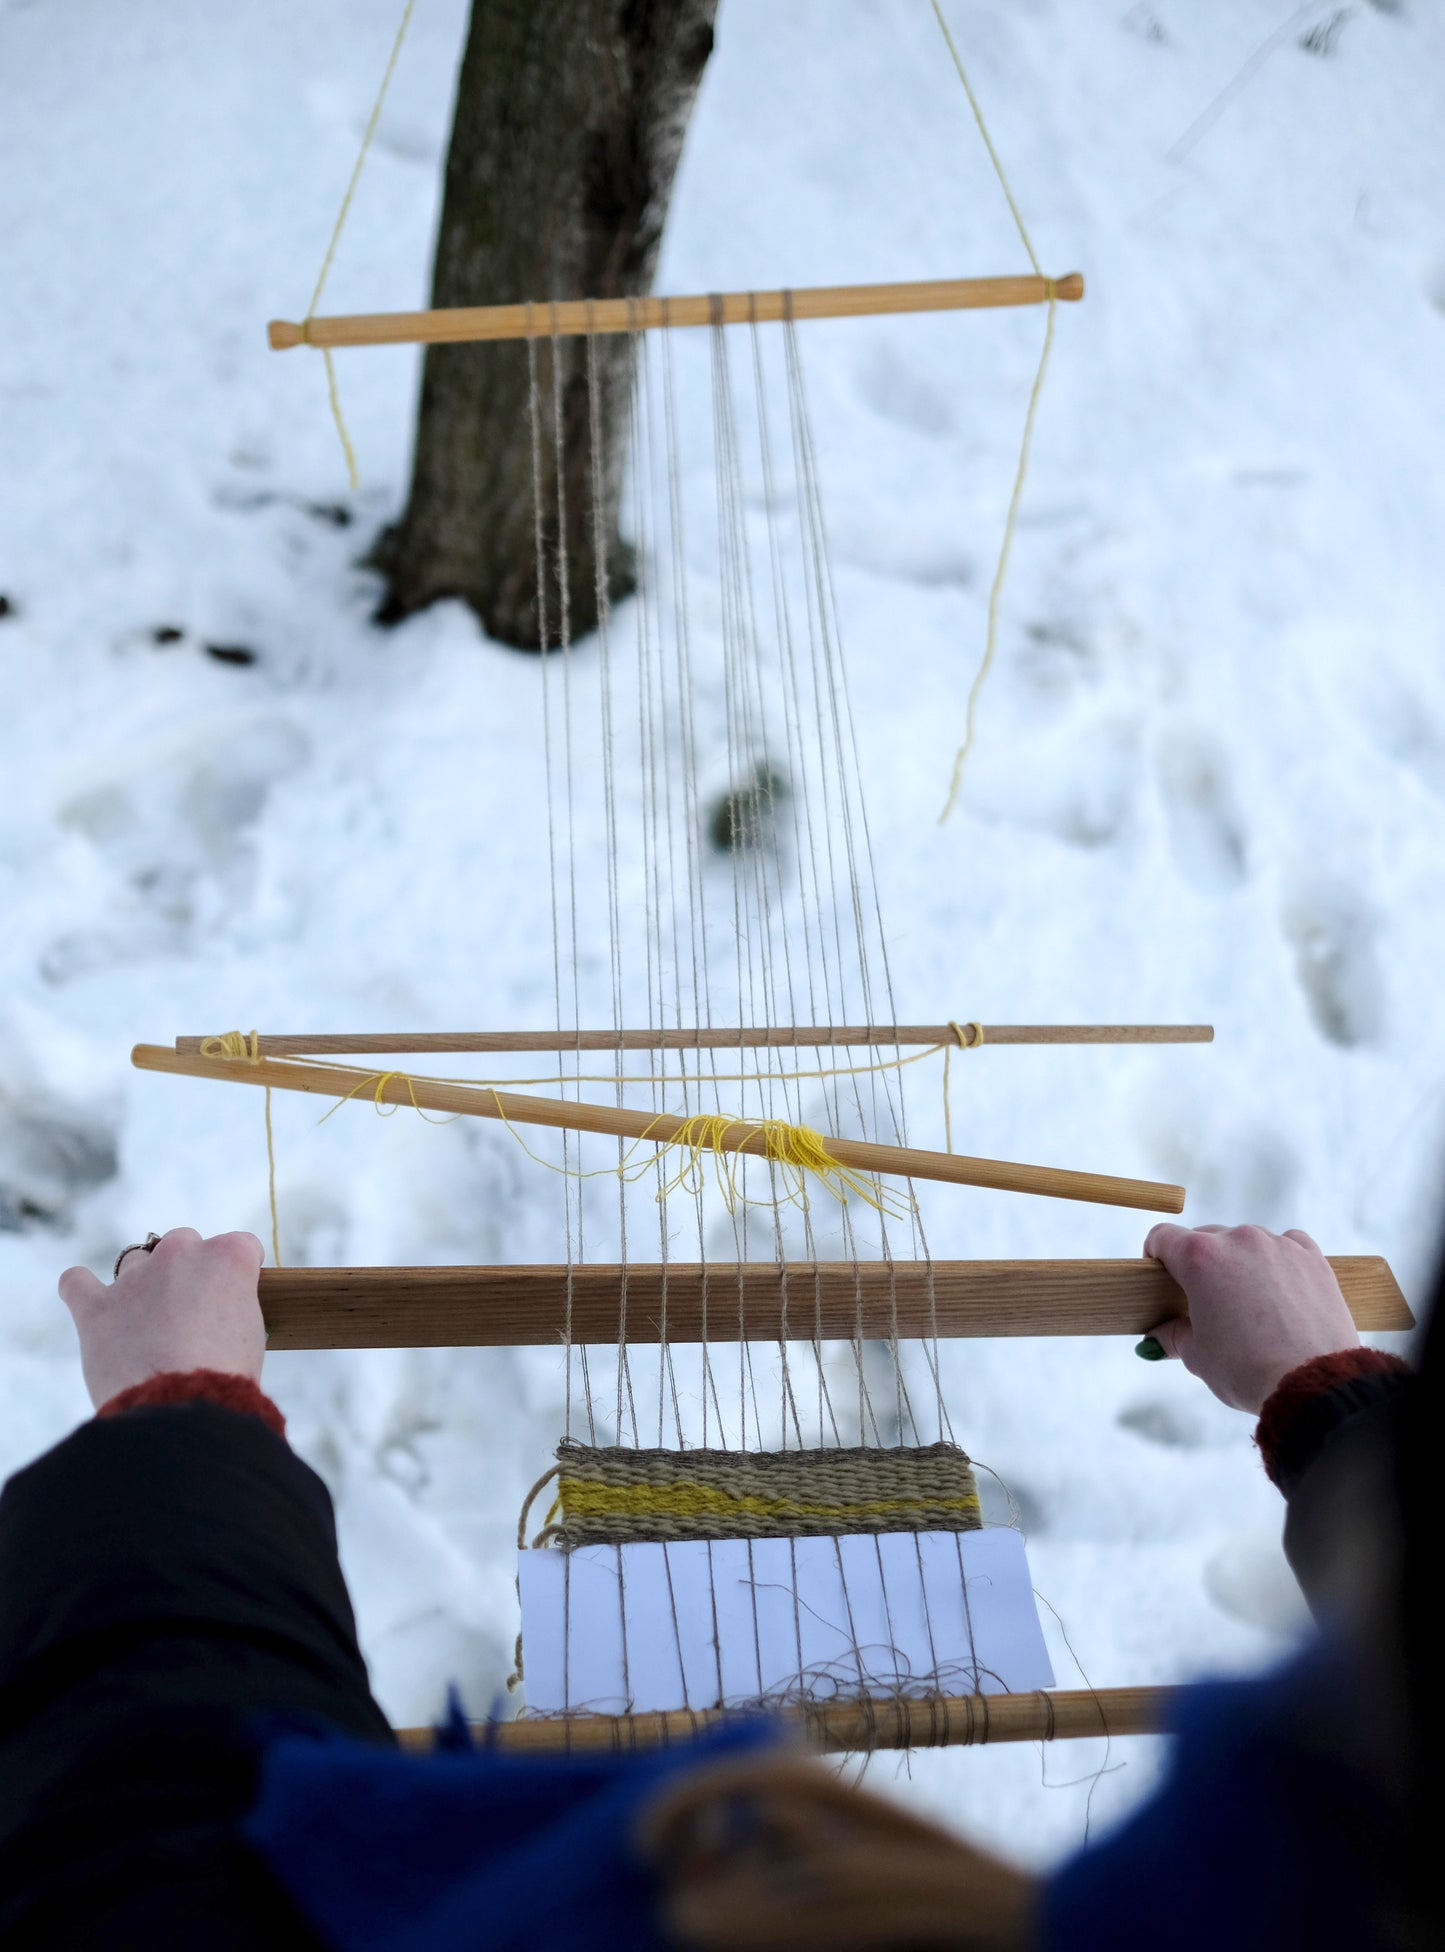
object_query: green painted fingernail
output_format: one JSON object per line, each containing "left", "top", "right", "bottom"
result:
{"left": 1134, "top": 1336, "right": 1165, "bottom": 1361}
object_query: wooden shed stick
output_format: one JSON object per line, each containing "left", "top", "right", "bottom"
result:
{"left": 268, "top": 271, "right": 1084, "bottom": 352}
{"left": 174, "top": 1023, "right": 1212, "bottom": 1056}
{"left": 396, "top": 1683, "right": 1172, "bottom": 1754}
{"left": 131, "top": 1043, "right": 1185, "bottom": 1213}
{"left": 255, "top": 1256, "right": 1412, "bottom": 1350}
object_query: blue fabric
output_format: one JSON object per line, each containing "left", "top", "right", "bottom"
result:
{"left": 245, "top": 1707, "right": 776, "bottom": 1952}
{"left": 1043, "top": 1646, "right": 1386, "bottom": 1952}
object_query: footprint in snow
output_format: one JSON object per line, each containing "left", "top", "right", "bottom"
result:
{"left": 0, "top": 1091, "right": 118, "bottom": 1233}
{"left": 1147, "top": 1113, "right": 1300, "bottom": 1228}
{"left": 1360, "top": 671, "right": 1445, "bottom": 802}
{"left": 1015, "top": 619, "right": 1096, "bottom": 702}
{"left": 42, "top": 718, "right": 309, "bottom": 983}
{"left": 1203, "top": 1530, "right": 1310, "bottom": 1638}
{"left": 854, "top": 341, "right": 956, "bottom": 440}
{"left": 964, "top": 714, "right": 1139, "bottom": 848}
{"left": 1281, "top": 881, "right": 1386, "bottom": 1050}
{"left": 975, "top": 1467, "right": 1046, "bottom": 1536}
{"left": 1116, "top": 1389, "right": 1244, "bottom": 1451}
{"left": 1154, "top": 726, "right": 1248, "bottom": 892}
{"left": 827, "top": 511, "right": 974, "bottom": 591}
{"left": 1116, "top": 1399, "right": 1208, "bottom": 1449}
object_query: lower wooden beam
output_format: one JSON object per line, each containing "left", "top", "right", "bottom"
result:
{"left": 396, "top": 1684, "right": 1177, "bottom": 1754}
{"left": 259, "top": 1256, "right": 1411, "bottom": 1350}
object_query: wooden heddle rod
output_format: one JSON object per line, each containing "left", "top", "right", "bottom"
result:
{"left": 268, "top": 270, "right": 1084, "bottom": 352}
{"left": 175, "top": 1023, "right": 1212, "bottom": 1057}
{"left": 255, "top": 1257, "right": 1412, "bottom": 1351}
{"left": 132, "top": 1043, "right": 1185, "bottom": 1214}
{"left": 397, "top": 1684, "right": 1174, "bottom": 1755}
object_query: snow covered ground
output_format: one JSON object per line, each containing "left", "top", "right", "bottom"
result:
{"left": 2, "top": 0, "right": 1442, "bottom": 1869}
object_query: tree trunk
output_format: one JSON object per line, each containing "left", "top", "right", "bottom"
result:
{"left": 372, "top": 0, "right": 717, "bottom": 648}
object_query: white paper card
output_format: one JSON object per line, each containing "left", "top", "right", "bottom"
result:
{"left": 518, "top": 1529, "right": 1054, "bottom": 1715}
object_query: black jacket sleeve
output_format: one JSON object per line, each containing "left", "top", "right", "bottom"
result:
{"left": 0, "top": 1402, "right": 392, "bottom": 1949}
{"left": 1281, "top": 1381, "right": 1412, "bottom": 1629}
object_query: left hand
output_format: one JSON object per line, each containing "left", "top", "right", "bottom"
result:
{"left": 58, "top": 1227, "right": 266, "bottom": 1410}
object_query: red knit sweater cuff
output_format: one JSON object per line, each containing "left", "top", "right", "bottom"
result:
{"left": 1255, "top": 1348, "right": 1408, "bottom": 1486}
{"left": 96, "top": 1369, "right": 287, "bottom": 1439}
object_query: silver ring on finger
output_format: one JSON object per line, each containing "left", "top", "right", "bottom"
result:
{"left": 113, "top": 1232, "right": 163, "bottom": 1279}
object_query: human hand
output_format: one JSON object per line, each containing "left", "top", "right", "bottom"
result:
{"left": 59, "top": 1227, "right": 266, "bottom": 1410}
{"left": 638, "top": 1753, "right": 1036, "bottom": 1951}
{"left": 1140, "top": 1222, "right": 1360, "bottom": 1413}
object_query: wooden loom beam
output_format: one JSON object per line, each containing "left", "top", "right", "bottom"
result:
{"left": 396, "top": 1684, "right": 1175, "bottom": 1754}
{"left": 174, "top": 1023, "right": 1212, "bottom": 1056}
{"left": 267, "top": 271, "right": 1085, "bottom": 353}
{"left": 131, "top": 1044, "right": 1187, "bottom": 1214}
{"left": 256, "top": 1258, "right": 1411, "bottom": 1350}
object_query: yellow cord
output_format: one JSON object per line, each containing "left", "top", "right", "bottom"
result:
{"left": 929, "top": 1, "right": 1042, "bottom": 277}
{"left": 200, "top": 1039, "right": 979, "bottom": 1110}
{"left": 941, "top": 1020, "right": 984, "bottom": 1154}
{"left": 299, "top": 0, "right": 419, "bottom": 488}
{"left": 197, "top": 1018, "right": 988, "bottom": 1237}
{"left": 649, "top": 1113, "right": 912, "bottom": 1219}
{"left": 198, "top": 1031, "right": 283, "bottom": 1267}
{"left": 929, "top": 0, "right": 1065, "bottom": 823}
{"left": 937, "top": 290, "right": 1056, "bottom": 823}
{"left": 318, "top": 349, "right": 361, "bottom": 493}
{"left": 295, "top": 1041, "right": 951, "bottom": 1098}
{"left": 482, "top": 1094, "right": 915, "bottom": 1221}
{"left": 313, "top": 1066, "right": 464, "bottom": 1127}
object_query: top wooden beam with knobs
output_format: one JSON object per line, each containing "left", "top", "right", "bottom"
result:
{"left": 131, "top": 1043, "right": 1185, "bottom": 1214}
{"left": 267, "top": 271, "right": 1084, "bottom": 353}
{"left": 174, "top": 1024, "right": 1212, "bottom": 1057}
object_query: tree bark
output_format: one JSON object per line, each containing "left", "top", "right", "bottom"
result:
{"left": 372, "top": 0, "right": 717, "bottom": 648}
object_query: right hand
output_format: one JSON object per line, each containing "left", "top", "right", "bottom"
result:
{"left": 1141, "top": 1223, "right": 1360, "bottom": 1413}
{"left": 59, "top": 1227, "right": 267, "bottom": 1410}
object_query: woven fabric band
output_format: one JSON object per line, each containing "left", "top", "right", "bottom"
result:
{"left": 550, "top": 1438, "right": 982, "bottom": 1547}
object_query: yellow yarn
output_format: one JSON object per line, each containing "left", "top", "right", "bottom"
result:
{"left": 198, "top": 1016, "right": 988, "bottom": 1237}
{"left": 930, "top": 0, "right": 1066, "bottom": 823}
{"left": 209, "top": 1037, "right": 977, "bottom": 1119}
{"left": 314, "top": 1066, "right": 463, "bottom": 1126}
{"left": 301, "top": 1042, "right": 950, "bottom": 1098}
{"left": 198, "top": 1041, "right": 914, "bottom": 1221}
{"left": 299, "top": 0, "right": 418, "bottom": 488}
{"left": 937, "top": 293, "right": 1057, "bottom": 823}
{"left": 484, "top": 1096, "right": 915, "bottom": 1221}
{"left": 942, "top": 1019, "right": 984, "bottom": 1155}
{"left": 199, "top": 1030, "right": 261, "bottom": 1061}
{"left": 198, "top": 1031, "right": 283, "bottom": 1268}
{"left": 647, "top": 1112, "right": 911, "bottom": 1219}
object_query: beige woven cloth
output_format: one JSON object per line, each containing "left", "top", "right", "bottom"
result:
{"left": 548, "top": 1438, "right": 982, "bottom": 1547}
